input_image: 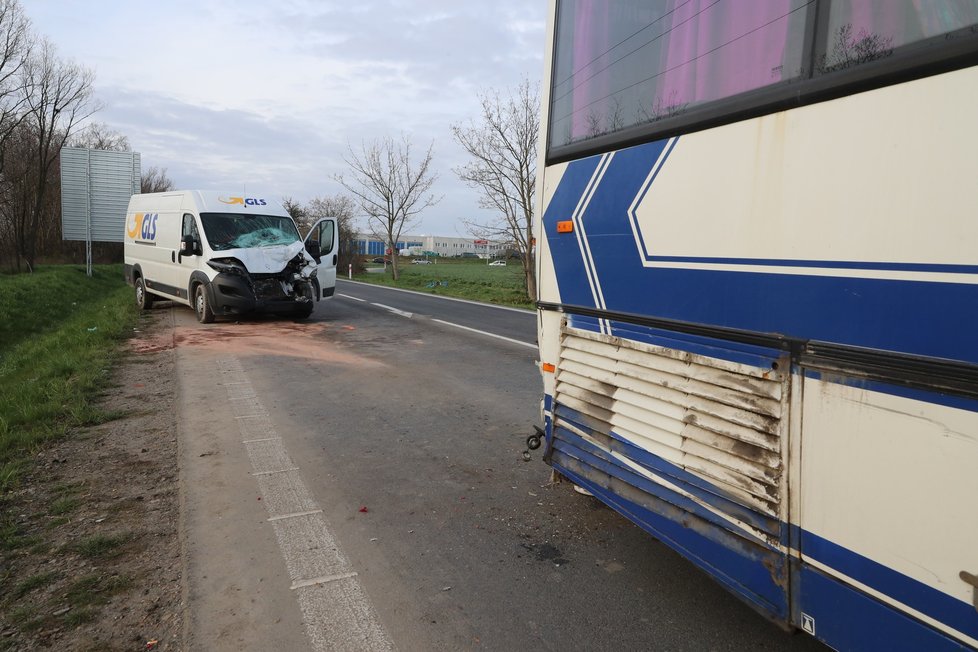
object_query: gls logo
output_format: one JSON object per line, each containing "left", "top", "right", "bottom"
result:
{"left": 126, "top": 212, "right": 158, "bottom": 241}
{"left": 218, "top": 196, "right": 267, "bottom": 207}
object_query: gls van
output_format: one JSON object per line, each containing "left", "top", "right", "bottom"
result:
{"left": 123, "top": 190, "right": 337, "bottom": 323}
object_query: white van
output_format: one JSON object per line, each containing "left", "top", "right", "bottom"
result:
{"left": 123, "top": 190, "right": 337, "bottom": 323}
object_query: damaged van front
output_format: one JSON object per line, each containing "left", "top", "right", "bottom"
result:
{"left": 124, "top": 190, "right": 338, "bottom": 323}
{"left": 193, "top": 211, "right": 322, "bottom": 322}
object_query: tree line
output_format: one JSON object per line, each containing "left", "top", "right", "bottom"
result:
{"left": 0, "top": 0, "right": 173, "bottom": 272}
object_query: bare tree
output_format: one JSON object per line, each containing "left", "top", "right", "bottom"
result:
{"left": 140, "top": 166, "right": 174, "bottom": 193}
{"left": 6, "top": 38, "right": 98, "bottom": 271}
{"left": 282, "top": 196, "right": 309, "bottom": 231}
{"left": 70, "top": 120, "right": 129, "bottom": 151}
{"left": 0, "top": 0, "right": 30, "bottom": 176}
{"left": 0, "top": 0, "right": 30, "bottom": 268}
{"left": 307, "top": 193, "right": 359, "bottom": 273}
{"left": 451, "top": 78, "right": 539, "bottom": 299}
{"left": 334, "top": 134, "right": 440, "bottom": 280}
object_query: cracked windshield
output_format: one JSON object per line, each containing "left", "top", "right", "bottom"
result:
{"left": 199, "top": 213, "right": 300, "bottom": 251}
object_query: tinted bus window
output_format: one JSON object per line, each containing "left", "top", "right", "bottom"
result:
{"left": 818, "top": 0, "right": 978, "bottom": 73}
{"left": 549, "top": 0, "right": 810, "bottom": 150}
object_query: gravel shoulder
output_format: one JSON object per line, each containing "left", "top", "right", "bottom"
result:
{"left": 0, "top": 309, "right": 183, "bottom": 650}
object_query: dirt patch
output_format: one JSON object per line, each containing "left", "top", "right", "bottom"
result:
{"left": 0, "top": 311, "right": 183, "bottom": 651}
{"left": 134, "top": 316, "right": 385, "bottom": 368}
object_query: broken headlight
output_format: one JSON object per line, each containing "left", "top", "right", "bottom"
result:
{"left": 207, "top": 258, "right": 248, "bottom": 276}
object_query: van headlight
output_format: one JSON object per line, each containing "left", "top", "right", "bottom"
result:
{"left": 207, "top": 258, "right": 248, "bottom": 275}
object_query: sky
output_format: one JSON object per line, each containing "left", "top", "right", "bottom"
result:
{"left": 24, "top": 0, "right": 548, "bottom": 236}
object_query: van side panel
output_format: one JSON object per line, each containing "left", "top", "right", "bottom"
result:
{"left": 124, "top": 192, "right": 194, "bottom": 307}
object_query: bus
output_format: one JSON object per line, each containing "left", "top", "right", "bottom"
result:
{"left": 534, "top": 2, "right": 978, "bottom": 650}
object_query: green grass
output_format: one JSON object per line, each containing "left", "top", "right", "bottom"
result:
{"left": 7, "top": 604, "right": 42, "bottom": 631}
{"left": 64, "top": 573, "right": 133, "bottom": 608}
{"left": 71, "top": 533, "right": 132, "bottom": 559}
{"left": 0, "top": 522, "right": 42, "bottom": 551}
{"left": 49, "top": 496, "right": 80, "bottom": 516}
{"left": 354, "top": 258, "right": 533, "bottom": 308}
{"left": 9, "top": 570, "right": 60, "bottom": 602}
{"left": 0, "top": 265, "right": 138, "bottom": 492}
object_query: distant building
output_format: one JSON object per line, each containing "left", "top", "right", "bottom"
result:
{"left": 353, "top": 233, "right": 512, "bottom": 258}
{"left": 353, "top": 233, "right": 423, "bottom": 257}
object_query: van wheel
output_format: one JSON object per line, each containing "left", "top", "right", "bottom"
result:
{"left": 135, "top": 276, "right": 154, "bottom": 310}
{"left": 294, "top": 303, "right": 314, "bottom": 320}
{"left": 194, "top": 283, "right": 215, "bottom": 323}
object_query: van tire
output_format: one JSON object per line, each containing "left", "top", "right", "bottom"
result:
{"left": 194, "top": 283, "right": 215, "bottom": 324}
{"left": 294, "top": 303, "right": 314, "bottom": 320}
{"left": 135, "top": 276, "right": 154, "bottom": 310}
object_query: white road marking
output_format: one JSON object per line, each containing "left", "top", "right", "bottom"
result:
{"left": 251, "top": 467, "right": 301, "bottom": 476}
{"left": 268, "top": 509, "right": 324, "bottom": 522}
{"left": 291, "top": 572, "right": 360, "bottom": 590}
{"left": 218, "top": 356, "right": 393, "bottom": 652}
{"left": 431, "top": 318, "right": 537, "bottom": 349}
{"left": 371, "top": 302, "right": 413, "bottom": 318}
{"left": 226, "top": 386, "right": 257, "bottom": 400}
{"left": 337, "top": 293, "right": 366, "bottom": 302}
{"left": 340, "top": 279, "right": 533, "bottom": 314}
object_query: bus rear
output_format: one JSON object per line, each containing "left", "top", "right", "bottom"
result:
{"left": 535, "top": 2, "right": 978, "bottom": 650}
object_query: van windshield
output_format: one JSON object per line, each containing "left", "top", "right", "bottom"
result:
{"left": 199, "top": 213, "right": 300, "bottom": 251}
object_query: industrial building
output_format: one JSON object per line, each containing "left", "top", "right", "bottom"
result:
{"left": 353, "top": 233, "right": 512, "bottom": 258}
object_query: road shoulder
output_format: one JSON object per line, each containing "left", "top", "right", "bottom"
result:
{"left": 0, "top": 308, "right": 183, "bottom": 649}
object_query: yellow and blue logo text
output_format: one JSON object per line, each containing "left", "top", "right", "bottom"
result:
{"left": 218, "top": 196, "right": 268, "bottom": 207}
{"left": 126, "top": 212, "right": 158, "bottom": 242}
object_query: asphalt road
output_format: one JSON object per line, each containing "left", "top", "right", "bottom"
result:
{"left": 176, "top": 289, "right": 828, "bottom": 651}
{"left": 334, "top": 278, "right": 536, "bottom": 346}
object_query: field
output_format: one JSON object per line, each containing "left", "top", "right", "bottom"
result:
{"left": 355, "top": 257, "right": 533, "bottom": 309}
{"left": 0, "top": 265, "right": 138, "bottom": 490}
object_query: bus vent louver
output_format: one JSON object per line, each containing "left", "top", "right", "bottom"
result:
{"left": 552, "top": 324, "right": 788, "bottom": 546}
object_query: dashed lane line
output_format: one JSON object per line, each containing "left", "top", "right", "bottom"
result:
{"left": 217, "top": 356, "right": 394, "bottom": 652}
{"left": 431, "top": 318, "right": 536, "bottom": 350}
{"left": 338, "top": 279, "right": 533, "bottom": 314}
{"left": 370, "top": 303, "right": 413, "bottom": 318}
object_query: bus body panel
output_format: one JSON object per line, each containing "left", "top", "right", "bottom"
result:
{"left": 538, "top": 68, "right": 978, "bottom": 365}
{"left": 536, "top": 5, "right": 978, "bottom": 648}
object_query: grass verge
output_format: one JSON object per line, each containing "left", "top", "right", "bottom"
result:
{"left": 0, "top": 265, "right": 138, "bottom": 493}
{"left": 353, "top": 258, "right": 534, "bottom": 309}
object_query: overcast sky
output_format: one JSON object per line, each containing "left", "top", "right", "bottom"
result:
{"left": 24, "top": 1, "right": 548, "bottom": 236}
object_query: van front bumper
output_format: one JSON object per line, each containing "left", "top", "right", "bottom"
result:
{"left": 206, "top": 272, "right": 313, "bottom": 315}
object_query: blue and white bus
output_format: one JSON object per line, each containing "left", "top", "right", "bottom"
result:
{"left": 535, "top": 2, "right": 978, "bottom": 649}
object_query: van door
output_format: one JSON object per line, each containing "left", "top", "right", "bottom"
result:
{"left": 176, "top": 213, "right": 203, "bottom": 300}
{"left": 304, "top": 218, "right": 338, "bottom": 299}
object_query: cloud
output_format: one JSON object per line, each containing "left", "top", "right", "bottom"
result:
{"left": 27, "top": 0, "right": 548, "bottom": 234}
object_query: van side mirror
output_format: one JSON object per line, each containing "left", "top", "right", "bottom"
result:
{"left": 181, "top": 234, "right": 200, "bottom": 256}
{"left": 306, "top": 241, "right": 322, "bottom": 262}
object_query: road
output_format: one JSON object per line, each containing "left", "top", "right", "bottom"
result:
{"left": 334, "top": 278, "right": 536, "bottom": 346}
{"left": 170, "top": 285, "right": 827, "bottom": 651}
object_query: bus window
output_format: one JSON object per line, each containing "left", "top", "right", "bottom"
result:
{"left": 817, "top": 0, "right": 978, "bottom": 74}
{"left": 549, "top": 0, "right": 810, "bottom": 150}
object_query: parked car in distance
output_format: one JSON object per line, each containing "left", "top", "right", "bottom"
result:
{"left": 412, "top": 259, "right": 433, "bottom": 265}
{"left": 489, "top": 260, "right": 506, "bottom": 266}
{"left": 370, "top": 257, "right": 388, "bottom": 264}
